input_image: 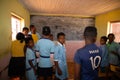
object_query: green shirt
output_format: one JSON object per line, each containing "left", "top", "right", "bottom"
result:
{"left": 107, "top": 41, "right": 120, "bottom": 65}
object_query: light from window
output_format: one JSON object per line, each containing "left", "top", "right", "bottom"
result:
{"left": 11, "top": 13, "right": 24, "bottom": 40}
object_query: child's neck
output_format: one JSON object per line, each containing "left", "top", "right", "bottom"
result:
{"left": 85, "top": 40, "right": 94, "bottom": 45}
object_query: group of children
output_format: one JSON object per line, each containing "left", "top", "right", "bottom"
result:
{"left": 8, "top": 25, "right": 68, "bottom": 80}
{"left": 8, "top": 25, "right": 120, "bottom": 80}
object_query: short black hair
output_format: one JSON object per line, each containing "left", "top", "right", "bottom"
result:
{"left": 29, "top": 25, "right": 35, "bottom": 30}
{"left": 16, "top": 32, "right": 25, "bottom": 43}
{"left": 22, "top": 27, "right": 29, "bottom": 31}
{"left": 57, "top": 32, "right": 65, "bottom": 39}
{"left": 108, "top": 33, "right": 115, "bottom": 38}
{"left": 101, "top": 36, "right": 108, "bottom": 42}
{"left": 25, "top": 37, "right": 33, "bottom": 45}
{"left": 42, "top": 26, "right": 51, "bottom": 35}
{"left": 84, "top": 26, "right": 97, "bottom": 37}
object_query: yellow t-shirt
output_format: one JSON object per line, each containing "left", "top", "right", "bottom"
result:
{"left": 32, "top": 34, "right": 39, "bottom": 44}
{"left": 11, "top": 40, "right": 25, "bottom": 57}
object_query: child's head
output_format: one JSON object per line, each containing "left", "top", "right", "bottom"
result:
{"left": 29, "top": 25, "right": 36, "bottom": 34}
{"left": 83, "top": 26, "right": 97, "bottom": 43}
{"left": 42, "top": 26, "right": 51, "bottom": 36}
{"left": 22, "top": 27, "right": 29, "bottom": 36}
{"left": 25, "top": 37, "right": 34, "bottom": 48}
{"left": 16, "top": 32, "right": 25, "bottom": 43}
{"left": 57, "top": 32, "right": 65, "bottom": 44}
{"left": 100, "top": 36, "right": 108, "bottom": 45}
{"left": 108, "top": 33, "right": 115, "bottom": 43}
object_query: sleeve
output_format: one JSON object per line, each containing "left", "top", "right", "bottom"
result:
{"left": 35, "top": 41, "right": 39, "bottom": 52}
{"left": 50, "top": 42, "right": 55, "bottom": 53}
{"left": 54, "top": 46, "right": 59, "bottom": 61}
{"left": 26, "top": 49, "right": 34, "bottom": 60}
{"left": 74, "top": 50, "right": 81, "bottom": 64}
{"left": 103, "top": 46, "right": 109, "bottom": 66}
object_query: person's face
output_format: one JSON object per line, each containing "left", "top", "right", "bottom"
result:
{"left": 108, "top": 35, "right": 114, "bottom": 42}
{"left": 58, "top": 35, "right": 65, "bottom": 44}
{"left": 23, "top": 30, "right": 29, "bottom": 36}
{"left": 28, "top": 40, "right": 34, "bottom": 48}
{"left": 100, "top": 38, "right": 106, "bottom": 45}
{"left": 31, "top": 27, "right": 36, "bottom": 34}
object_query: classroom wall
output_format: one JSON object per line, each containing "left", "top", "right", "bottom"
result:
{"left": 95, "top": 8, "right": 120, "bottom": 41}
{"left": 30, "top": 15, "right": 95, "bottom": 40}
{"left": 0, "top": 0, "right": 30, "bottom": 79}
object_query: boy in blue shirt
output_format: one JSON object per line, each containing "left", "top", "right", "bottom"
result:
{"left": 36, "top": 26, "right": 55, "bottom": 80}
{"left": 54, "top": 32, "right": 68, "bottom": 80}
{"left": 74, "top": 26, "right": 101, "bottom": 80}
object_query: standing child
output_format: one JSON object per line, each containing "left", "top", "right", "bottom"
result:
{"left": 26, "top": 37, "right": 37, "bottom": 80}
{"left": 99, "top": 36, "right": 109, "bottom": 79}
{"left": 107, "top": 33, "right": 120, "bottom": 66}
{"left": 36, "top": 26, "right": 55, "bottom": 80}
{"left": 8, "top": 32, "right": 25, "bottom": 80}
{"left": 74, "top": 26, "right": 102, "bottom": 80}
{"left": 54, "top": 32, "right": 68, "bottom": 80}
{"left": 100, "top": 36, "right": 109, "bottom": 72}
{"left": 28, "top": 25, "right": 41, "bottom": 44}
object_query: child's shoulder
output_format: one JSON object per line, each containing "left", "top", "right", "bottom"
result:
{"left": 26, "top": 48, "right": 34, "bottom": 53}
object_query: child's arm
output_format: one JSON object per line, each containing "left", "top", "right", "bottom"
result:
{"left": 28, "top": 60, "right": 36, "bottom": 75}
{"left": 54, "top": 61, "right": 62, "bottom": 75}
{"left": 74, "top": 63, "right": 81, "bottom": 80}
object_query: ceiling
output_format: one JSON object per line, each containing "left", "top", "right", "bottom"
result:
{"left": 19, "top": 0, "right": 120, "bottom": 17}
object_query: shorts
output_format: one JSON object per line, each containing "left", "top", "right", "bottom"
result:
{"left": 8, "top": 57, "right": 25, "bottom": 77}
{"left": 38, "top": 67, "right": 53, "bottom": 77}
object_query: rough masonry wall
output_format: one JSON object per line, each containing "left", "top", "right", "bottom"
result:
{"left": 30, "top": 15, "right": 95, "bottom": 40}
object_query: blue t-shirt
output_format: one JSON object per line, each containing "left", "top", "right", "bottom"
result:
{"left": 26, "top": 48, "right": 36, "bottom": 69}
{"left": 36, "top": 38, "right": 55, "bottom": 68}
{"left": 99, "top": 45, "right": 109, "bottom": 67}
{"left": 74, "top": 44, "right": 101, "bottom": 80}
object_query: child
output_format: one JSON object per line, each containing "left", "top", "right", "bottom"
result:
{"left": 74, "top": 26, "right": 102, "bottom": 80}
{"left": 8, "top": 32, "right": 25, "bottom": 80}
{"left": 54, "top": 32, "right": 68, "bottom": 80}
{"left": 36, "top": 26, "right": 55, "bottom": 80}
{"left": 22, "top": 27, "right": 29, "bottom": 38}
{"left": 107, "top": 33, "right": 120, "bottom": 66}
{"left": 100, "top": 36, "right": 109, "bottom": 72}
{"left": 29, "top": 25, "right": 41, "bottom": 44}
{"left": 26, "top": 37, "right": 37, "bottom": 80}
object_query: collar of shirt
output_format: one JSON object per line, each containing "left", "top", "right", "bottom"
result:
{"left": 57, "top": 41, "right": 65, "bottom": 47}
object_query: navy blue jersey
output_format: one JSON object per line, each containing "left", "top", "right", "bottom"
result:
{"left": 74, "top": 44, "right": 101, "bottom": 80}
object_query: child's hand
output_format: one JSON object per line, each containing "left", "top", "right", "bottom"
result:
{"left": 57, "top": 68, "right": 62, "bottom": 75}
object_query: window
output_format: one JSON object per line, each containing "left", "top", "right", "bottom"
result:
{"left": 108, "top": 21, "right": 120, "bottom": 42}
{"left": 11, "top": 13, "right": 24, "bottom": 40}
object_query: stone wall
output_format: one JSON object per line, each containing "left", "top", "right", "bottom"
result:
{"left": 30, "top": 15, "right": 95, "bottom": 40}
